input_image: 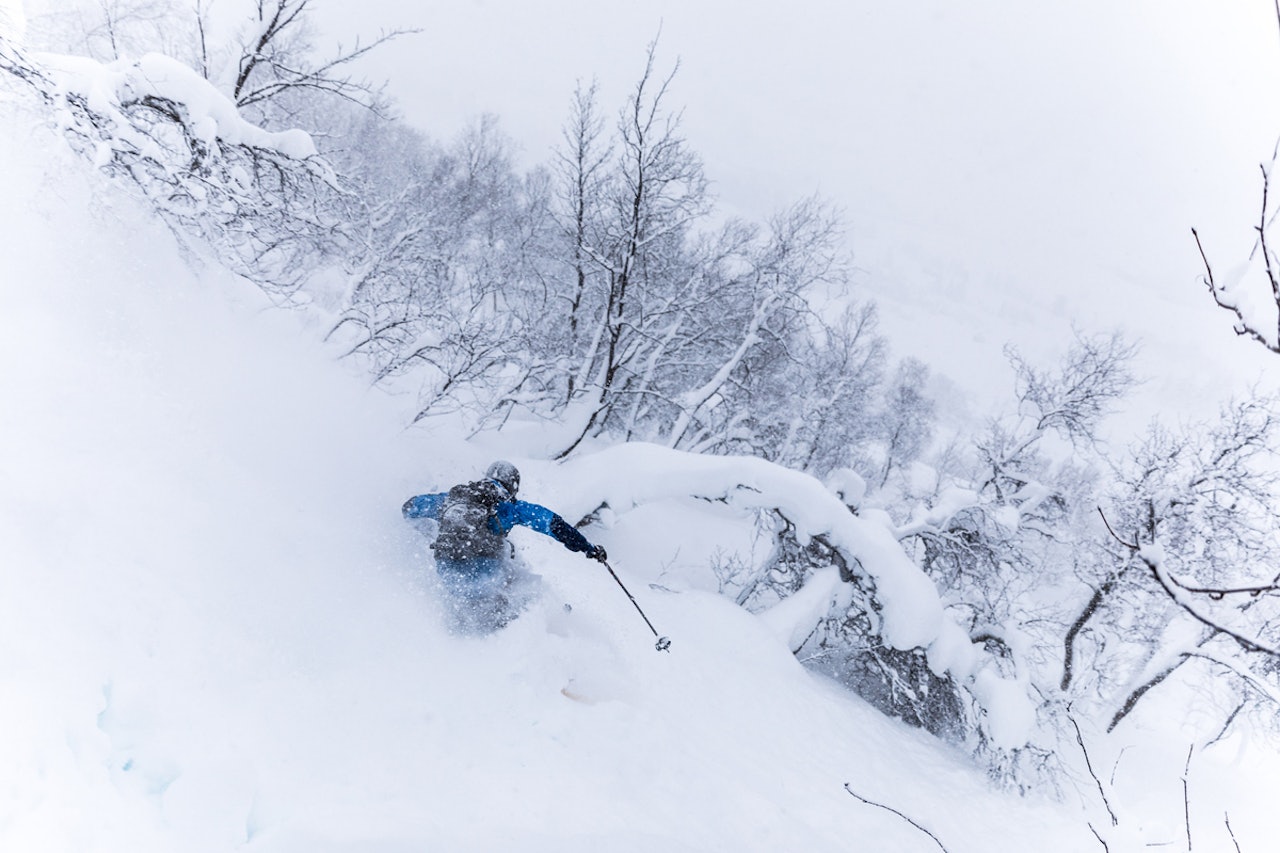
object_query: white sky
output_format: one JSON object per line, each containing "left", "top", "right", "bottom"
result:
{"left": 25, "top": 0, "right": 1280, "bottom": 422}
{"left": 308, "top": 1, "right": 1280, "bottom": 426}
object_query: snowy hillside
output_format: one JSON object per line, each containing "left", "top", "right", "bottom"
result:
{"left": 0, "top": 85, "right": 1098, "bottom": 852}
{"left": 5, "top": 30, "right": 1280, "bottom": 853}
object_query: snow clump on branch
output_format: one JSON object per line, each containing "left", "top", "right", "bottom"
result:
{"left": 560, "top": 442, "right": 1036, "bottom": 748}
{"left": 35, "top": 51, "right": 316, "bottom": 161}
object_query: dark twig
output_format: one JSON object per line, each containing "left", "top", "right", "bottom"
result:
{"left": 1108, "top": 658, "right": 1186, "bottom": 732}
{"left": 1256, "top": 165, "right": 1280, "bottom": 348}
{"left": 1109, "top": 745, "right": 1130, "bottom": 787}
{"left": 1096, "top": 507, "right": 1138, "bottom": 550}
{"left": 1194, "top": 184, "right": 1280, "bottom": 352}
{"left": 1192, "top": 227, "right": 1216, "bottom": 292}
{"left": 1182, "top": 745, "right": 1194, "bottom": 853}
{"left": 1096, "top": 509, "right": 1280, "bottom": 658}
{"left": 1274, "top": 0, "right": 1280, "bottom": 56}
{"left": 1207, "top": 702, "right": 1245, "bottom": 748}
{"left": 1165, "top": 576, "right": 1280, "bottom": 598}
{"left": 1225, "top": 811, "right": 1243, "bottom": 853}
{"left": 1069, "top": 711, "right": 1118, "bottom": 826}
{"left": 1087, "top": 822, "right": 1110, "bottom": 852}
{"left": 844, "top": 784, "right": 950, "bottom": 852}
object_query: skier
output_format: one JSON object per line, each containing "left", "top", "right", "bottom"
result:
{"left": 402, "top": 460, "right": 607, "bottom": 632}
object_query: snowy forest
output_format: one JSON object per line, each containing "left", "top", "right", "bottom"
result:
{"left": 5, "top": 1, "right": 1280, "bottom": 851}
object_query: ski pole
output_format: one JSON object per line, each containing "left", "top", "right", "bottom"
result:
{"left": 600, "top": 559, "right": 671, "bottom": 652}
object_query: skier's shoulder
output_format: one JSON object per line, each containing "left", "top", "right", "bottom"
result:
{"left": 403, "top": 490, "right": 448, "bottom": 519}
{"left": 503, "top": 498, "right": 554, "bottom": 523}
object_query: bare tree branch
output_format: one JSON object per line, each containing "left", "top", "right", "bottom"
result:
{"left": 1182, "top": 744, "right": 1194, "bottom": 853}
{"left": 1069, "top": 711, "right": 1118, "bottom": 827}
{"left": 1087, "top": 822, "right": 1110, "bottom": 852}
{"left": 843, "top": 784, "right": 951, "bottom": 852}
{"left": 1226, "top": 811, "right": 1243, "bottom": 853}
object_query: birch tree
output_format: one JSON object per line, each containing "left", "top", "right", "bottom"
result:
{"left": 1084, "top": 395, "right": 1280, "bottom": 732}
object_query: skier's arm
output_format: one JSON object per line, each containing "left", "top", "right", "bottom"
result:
{"left": 503, "top": 501, "right": 597, "bottom": 556}
{"left": 402, "top": 492, "right": 447, "bottom": 520}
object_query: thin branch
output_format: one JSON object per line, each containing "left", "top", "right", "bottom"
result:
{"left": 1087, "top": 823, "right": 1110, "bottom": 853}
{"left": 1069, "top": 712, "right": 1118, "bottom": 826}
{"left": 1109, "top": 746, "right": 1130, "bottom": 788}
{"left": 1108, "top": 656, "right": 1186, "bottom": 732}
{"left": 1192, "top": 227, "right": 1216, "bottom": 292}
{"left": 1225, "top": 811, "right": 1243, "bottom": 853}
{"left": 844, "top": 784, "right": 950, "bottom": 853}
{"left": 1275, "top": 0, "right": 1280, "bottom": 57}
{"left": 1195, "top": 206, "right": 1280, "bottom": 352}
{"left": 1096, "top": 506, "right": 1138, "bottom": 549}
{"left": 1256, "top": 165, "right": 1280, "bottom": 348}
{"left": 1166, "top": 576, "right": 1280, "bottom": 598}
{"left": 1149, "top": 560, "right": 1280, "bottom": 657}
{"left": 1182, "top": 744, "right": 1194, "bottom": 853}
{"left": 1207, "top": 702, "right": 1245, "bottom": 748}
{"left": 1096, "top": 509, "right": 1280, "bottom": 658}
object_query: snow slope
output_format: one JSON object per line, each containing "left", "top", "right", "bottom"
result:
{"left": 0, "top": 78, "right": 1089, "bottom": 853}
{"left": 2, "top": 61, "right": 1276, "bottom": 853}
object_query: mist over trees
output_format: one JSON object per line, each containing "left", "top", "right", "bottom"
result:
{"left": 10, "top": 0, "right": 1280, "bottom": 812}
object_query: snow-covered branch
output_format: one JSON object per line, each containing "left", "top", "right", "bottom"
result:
{"left": 562, "top": 442, "right": 1036, "bottom": 747}
{"left": 1195, "top": 162, "right": 1280, "bottom": 354}
{"left": 231, "top": 0, "right": 415, "bottom": 119}
{"left": 2, "top": 43, "right": 348, "bottom": 295}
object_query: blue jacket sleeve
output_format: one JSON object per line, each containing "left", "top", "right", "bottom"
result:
{"left": 402, "top": 492, "right": 447, "bottom": 520}
{"left": 499, "top": 500, "right": 594, "bottom": 554}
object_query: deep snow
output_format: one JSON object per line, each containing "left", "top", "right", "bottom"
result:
{"left": 3, "top": 52, "right": 1280, "bottom": 853}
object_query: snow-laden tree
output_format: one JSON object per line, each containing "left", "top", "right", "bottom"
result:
{"left": 660, "top": 200, "right": 870, "bottom": 463}
{"left": 1085, "top": 395, "right": 1280, "bottom": 733}
{"left": 559, "top": 442, "right": 1039, "bottom": 754}
{"left": 549, "top": 41, "right": 711, "bottom": 453}
{"left": 870, "top": 357, "right": 936, "bottom": 490}
{"left": 227, "top": 0, "right": 410, "bottom": 124}
{"left": 29, "top": 0, "right": 412, "bottom": 127}
{"left": 731, "top": 333, "right": 1134, "bottom": 776}
{"left": 28, "top": 0, "right": 192, "bottom": 64}
{"left": 1, "top": 38, "right": 348, "bottom": 296}
{"left": 1196, "top": 160, "right": 1280, "bottom": 354}
{"left": 547, "top": 45, "right": 882, "bottom": 469}
{"left": 316, "top": 110, "right": 559, "bottom": 426}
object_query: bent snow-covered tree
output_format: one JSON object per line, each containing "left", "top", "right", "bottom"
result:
{"left": 560, "top": 442, "right": 1039, "bottom": 752}
{"left": 1, "top": 40, "right": 346, "bottom": 296}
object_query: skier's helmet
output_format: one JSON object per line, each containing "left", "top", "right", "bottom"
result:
{"left": 485, "top": 460, "right": 520, "bottom": 498}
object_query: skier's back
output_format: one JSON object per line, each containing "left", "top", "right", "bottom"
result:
{"left": 402, "top": 460, "right": 606, "bottom": 632}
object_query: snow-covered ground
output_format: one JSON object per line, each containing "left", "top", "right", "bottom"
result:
{"left": 4, "top": 47, "right": 1280, "bottom": 853}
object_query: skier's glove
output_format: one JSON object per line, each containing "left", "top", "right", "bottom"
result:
{"left": 589, "top": 545, "right": 608, "bottom": 563}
